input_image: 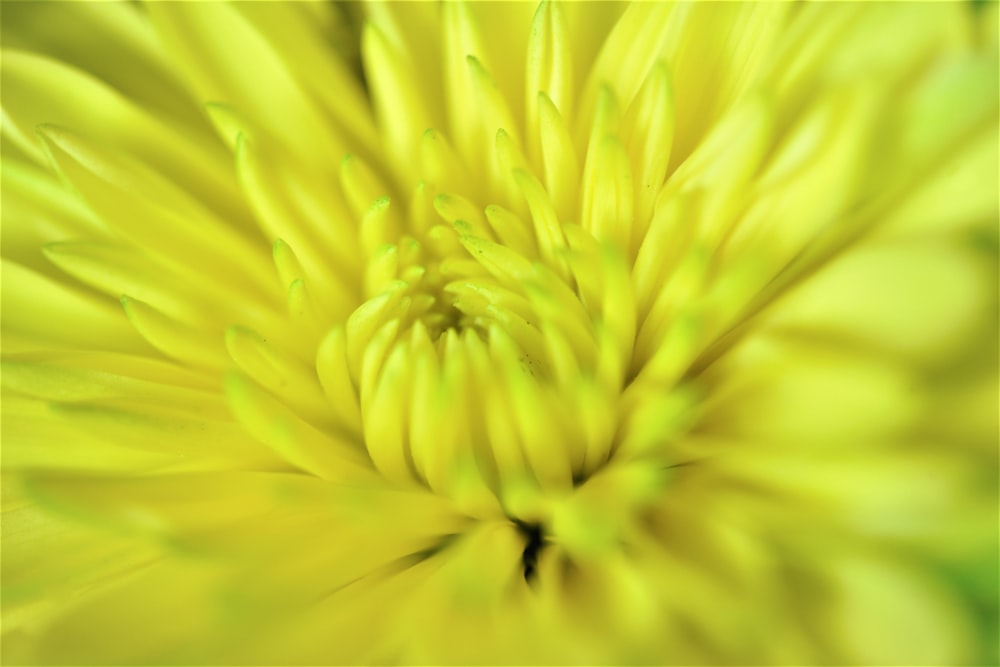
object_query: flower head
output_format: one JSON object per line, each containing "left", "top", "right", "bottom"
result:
{"left": 2, "top": 2, "right": 998, "bottom": 664}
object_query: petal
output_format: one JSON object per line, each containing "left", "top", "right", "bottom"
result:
{"left": 524, "top": 1, "right": 573, "bottom": 169}
{"left": 0, "top": 259, "right": 145, "bottom": 354}
{"left": 37, "top": 125, "right": 275, "bottom": 301}
{"left": 1, "top": 50, "right": 242, "bottom": 219}
{"left": 224, "top": 371, "right": 370, "bottom": 481}
{"left": 764, "top": 239, "right": 993, "bottom": 364}
{"left": 821, "top": 553, "right": 977, "bottom": 665}
{"left": 1, "top": 499, "right": 159, "bottom": 641}
{"left": 361, "top": 22, "right": 438, "bottom": 188}
{"left": 1, "top": 2, "right": 204, "bottom": 127}
{"left": 0, "top": 158, "right": 107, "bottom": 275}
{"left": 146, "top": 2, "right": 345, "bottom": 168}
{"left": 231, "top": 2, "right": 379, "bottom": 157}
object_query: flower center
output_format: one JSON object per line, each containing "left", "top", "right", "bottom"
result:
{"left": 336, "top": 162, "right": 629, "bottom": 520}
{"left": 326, "top": 80, "right": 684, "bottom": 548}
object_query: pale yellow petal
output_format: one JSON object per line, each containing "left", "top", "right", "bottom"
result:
{"left": 1, "top": 259, "right": 146, "bottom": 354}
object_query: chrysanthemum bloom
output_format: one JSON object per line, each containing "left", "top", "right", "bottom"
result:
{"left": 2, "top": 1, "right": 998, "bottom": 664}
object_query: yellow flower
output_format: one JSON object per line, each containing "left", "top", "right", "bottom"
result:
{"left": 2, "top": 1, "right": 997, "bottom": 664}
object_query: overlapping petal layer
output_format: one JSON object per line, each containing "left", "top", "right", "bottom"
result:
{"left": 2, "top": 2, "right": 997, "bottom": 664}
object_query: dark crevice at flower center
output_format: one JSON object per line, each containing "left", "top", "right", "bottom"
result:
{"left": 514, "top": 520, "right": 546, "bottom": 585}
{"left": 420, "top": 297, "right": 484, "bottom": 342}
